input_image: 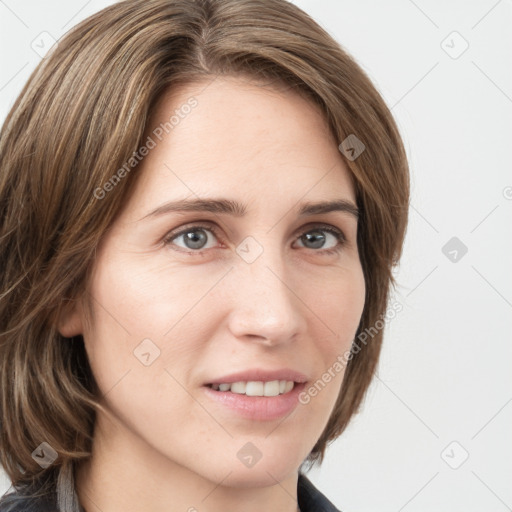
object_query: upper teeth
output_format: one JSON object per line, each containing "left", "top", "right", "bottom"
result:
{"left": 211, "top": 380, "right": 294, "bottom": 396}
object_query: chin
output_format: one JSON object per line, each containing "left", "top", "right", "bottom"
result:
{"left": 220, "top": 462, "right": 300, "bottom": 489}
{"left": 203, "top": 438, "right": 307, "bottom": 488}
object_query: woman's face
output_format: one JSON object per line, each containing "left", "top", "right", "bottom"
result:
{"left": 67, "top": 77, "right": 365, "bottom": 488}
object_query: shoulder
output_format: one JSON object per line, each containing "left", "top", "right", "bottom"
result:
{"left": 0, "top": 490, "right": 57, "bottom": 512}
{"left": 297, "top": 473, "right": 342, "bottom": 512}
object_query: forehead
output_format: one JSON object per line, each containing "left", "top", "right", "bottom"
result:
{"left": 127, "top": 77, "right": 355, "bottom": 216}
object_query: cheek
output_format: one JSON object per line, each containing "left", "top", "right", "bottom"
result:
{"left": 81, "top": 256, "right": 210, "bottom": 440}
{"left": 297, "top": 264, "right": 365, "bottom": 408}
{"left": 82, "top": 254, "right": 228, "bottom": 393}
{"left": 309, "top": 263, "right": 365, "bottom": 350}
{"left": 86, "top": 253, "right": 218, "bottom": 337}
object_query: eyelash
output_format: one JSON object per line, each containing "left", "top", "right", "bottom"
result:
{"left": 162, "top": 222, "right": 346, "bottom": 256}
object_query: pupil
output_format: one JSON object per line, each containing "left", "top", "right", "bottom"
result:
{"left": 304, "top": 231, "right": 325, "bottom": 249}
{"left": 185, "top": 230, "right": 207, "bottom": 249}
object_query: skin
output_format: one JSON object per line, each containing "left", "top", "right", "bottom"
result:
{"left": 59, "top": 76, "right": 365, "bottom": 512}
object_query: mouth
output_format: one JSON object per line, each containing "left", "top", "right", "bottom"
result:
{"left": 205, "top": 379, "right": 296, "bottom": 397}
{"left": 202, "top": 381, "right": 306, "bottom": 421}
{"left": 201, "top": 370, "right": 308, "bottom": 421}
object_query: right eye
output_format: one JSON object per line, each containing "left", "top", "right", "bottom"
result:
{"left": 162, "top": 224, "right": 222, "bottom": 253}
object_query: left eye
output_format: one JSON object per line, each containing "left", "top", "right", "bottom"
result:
{"left": 163, "top": 224, "right": 345, "bottom": 254}
{"left": 295, "top": 227, "right": 343, "bottom": 251}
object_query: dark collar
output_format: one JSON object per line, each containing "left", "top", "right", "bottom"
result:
{"left": 298, "top": 473, "right": 341, "bottom": 512}
{"left": 1, "top": 474, "right": 340, "bottom": 512}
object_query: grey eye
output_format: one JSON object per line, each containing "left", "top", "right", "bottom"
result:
{"left": 171, "top": 228, "right": 217, "bottom": 250}
{"left": 297, "top": 229, "right": 340, "bottom": 250}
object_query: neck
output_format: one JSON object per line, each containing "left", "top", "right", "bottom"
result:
{"left": 75, "top": 412, "right": 300, "bottom": 512}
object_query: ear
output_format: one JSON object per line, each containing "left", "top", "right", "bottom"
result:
{"left": 57, "top": 299, "right": 84, "bottom": 338}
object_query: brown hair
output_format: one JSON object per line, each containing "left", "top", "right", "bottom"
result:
{"left": 0, "top": 0, "right": 409, "bottom": 506}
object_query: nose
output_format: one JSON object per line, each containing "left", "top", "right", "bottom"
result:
{"left": 226, "top": 244, "right": 306, "bottom": 347}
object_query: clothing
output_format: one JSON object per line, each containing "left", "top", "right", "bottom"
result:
{"left": 297, "top": 474, "right": 341, "bottom": 511}
{"left": 0, "top": 473, "right": 340, "bottom": 511}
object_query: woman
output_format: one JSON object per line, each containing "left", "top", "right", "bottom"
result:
{"left": 0, "top": 0, "right": 409, "bottom": 510}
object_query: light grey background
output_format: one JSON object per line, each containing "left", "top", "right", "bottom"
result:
{"left": 1, "top": 1, "right": 511, "bottom": 511}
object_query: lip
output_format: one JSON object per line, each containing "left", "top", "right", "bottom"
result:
{"left": 202, "top": 368, "right": 308, "bottom": 421}
{"left": 204, "top": 368, "right": 308, "bottom": 385}
{"left": 202, "top": 382, "right": 306, "bottom": 421}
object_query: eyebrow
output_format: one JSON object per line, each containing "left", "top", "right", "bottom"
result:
{"left": 139, "top": 197, "right": 359, "bottom": 221}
